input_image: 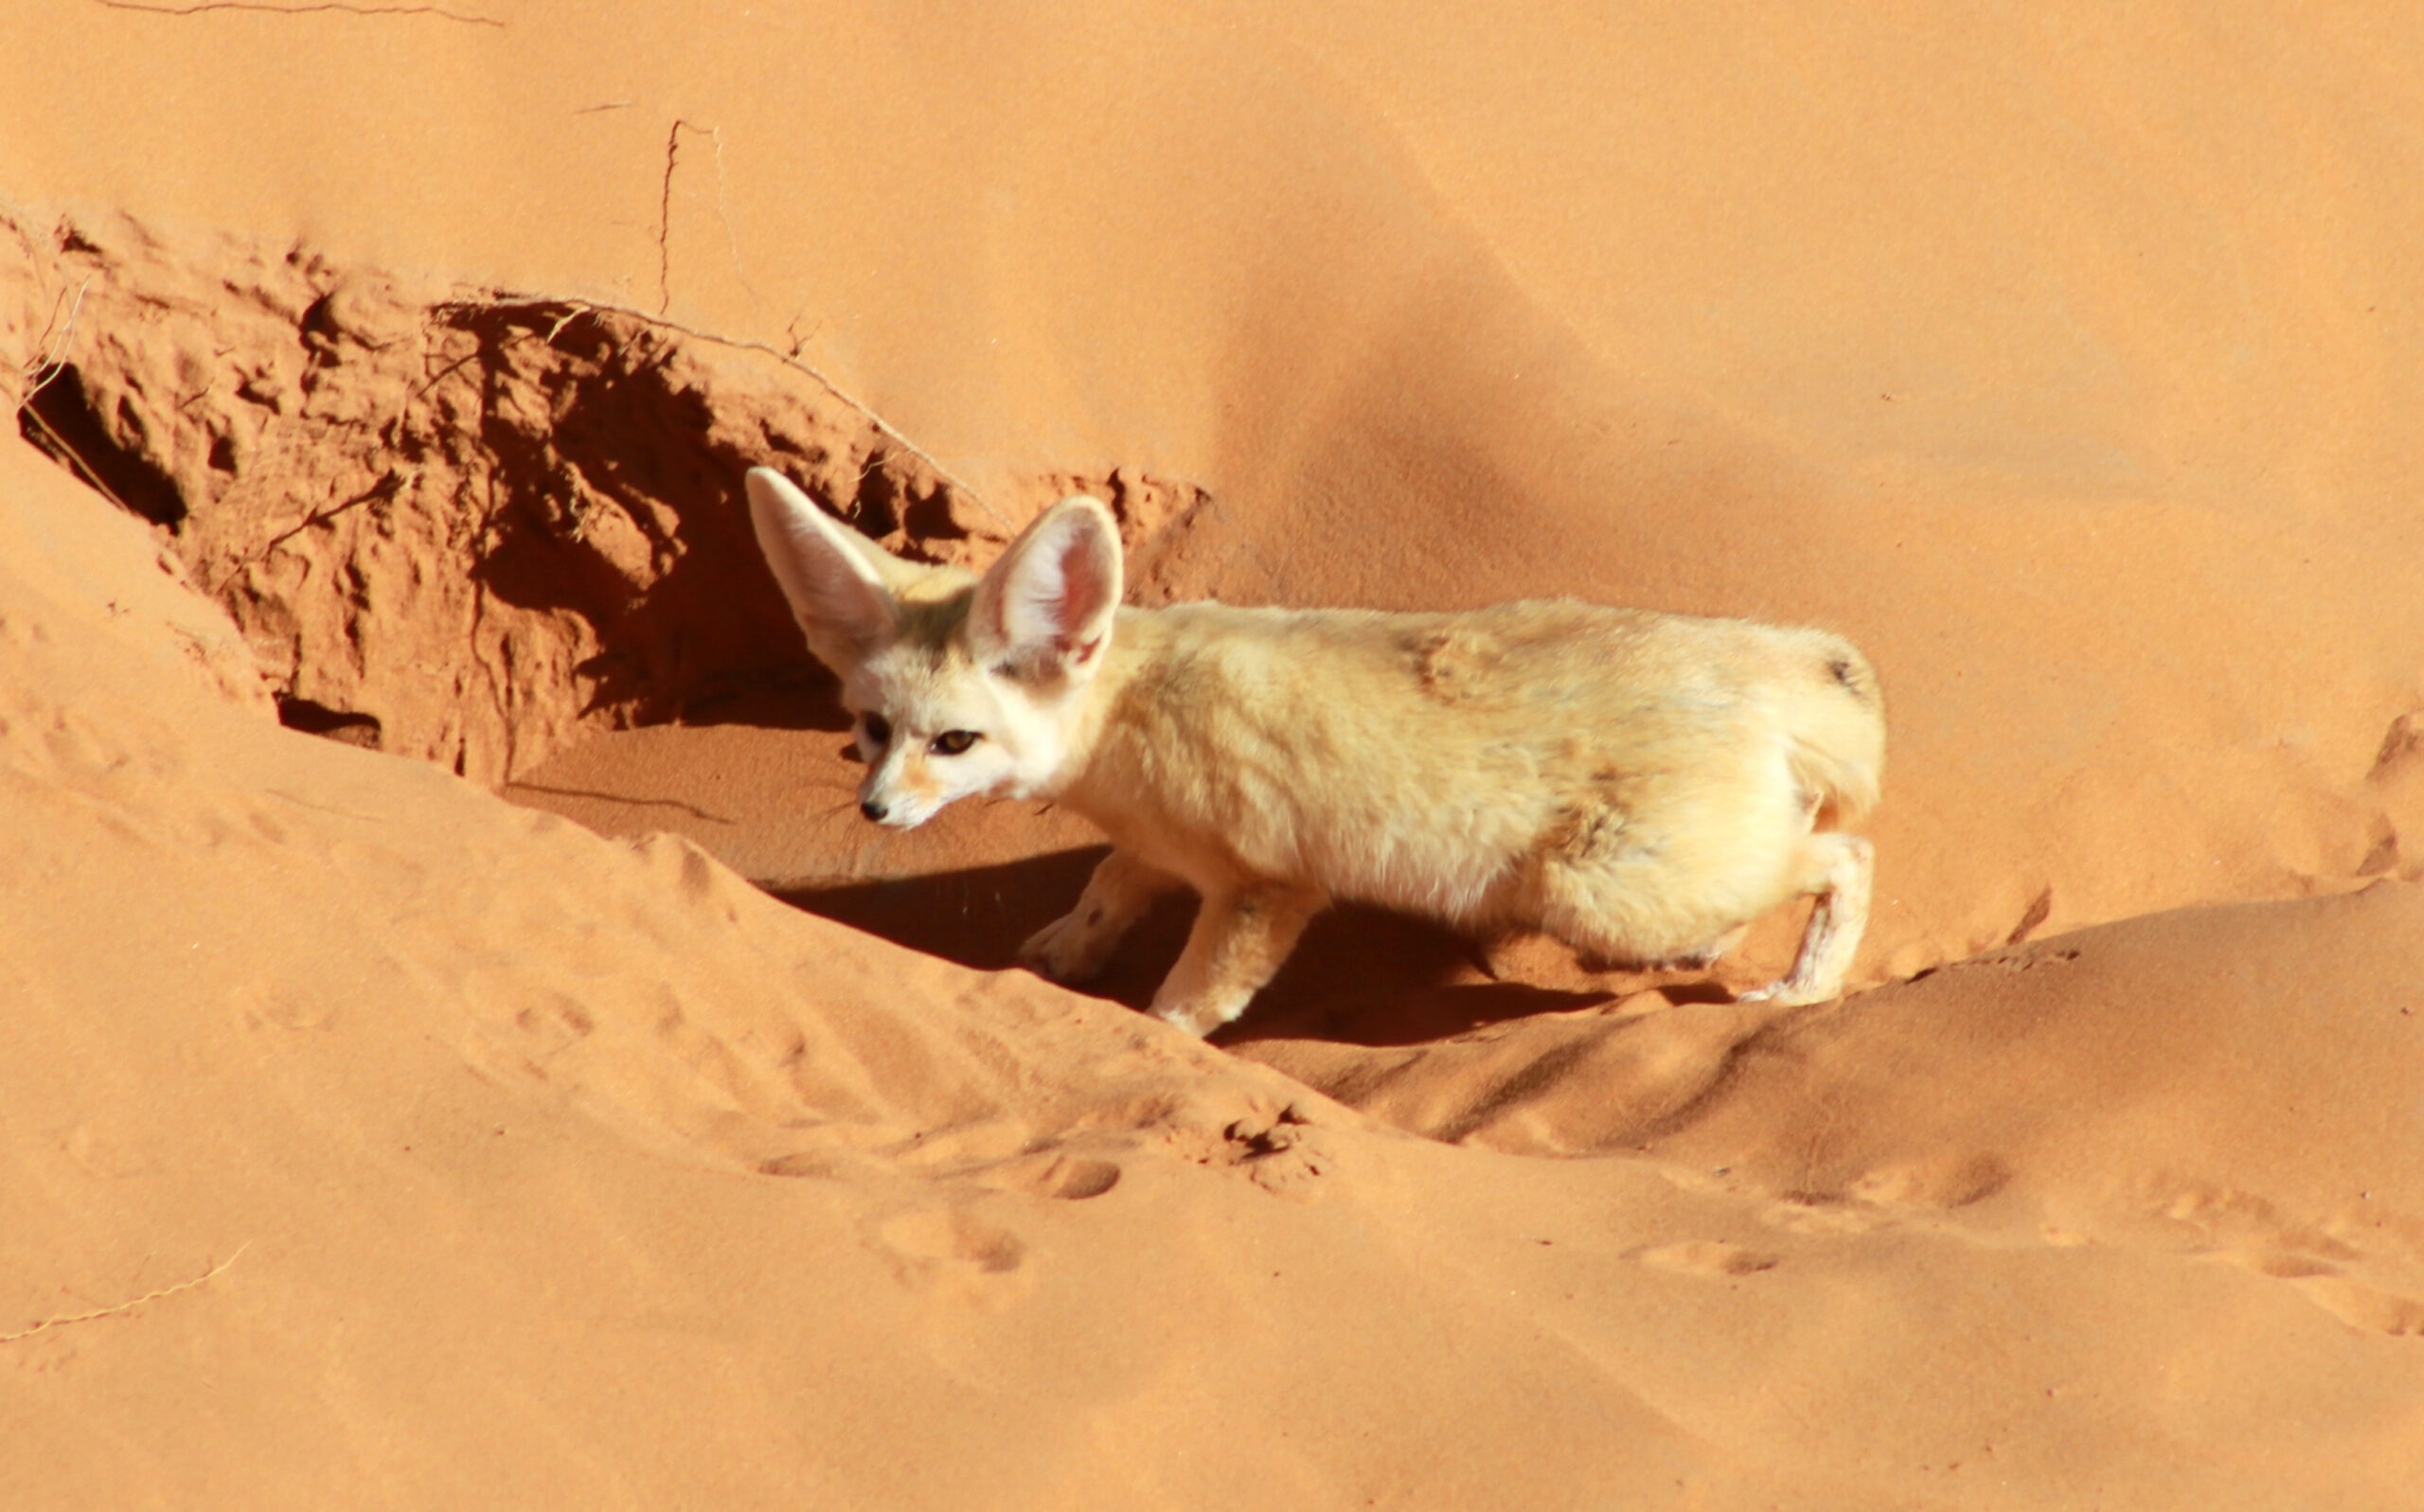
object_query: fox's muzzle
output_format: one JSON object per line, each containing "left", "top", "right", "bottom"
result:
{"left": 855, "top": 769, "right": 934, "bottom": 828}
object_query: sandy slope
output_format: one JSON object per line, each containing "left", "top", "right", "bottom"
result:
{"left": 7, "top": 454, "right": 2422, "bottom": 1506}
{"left": 7, "top": 1, "right": 2424, "bottom": 1506}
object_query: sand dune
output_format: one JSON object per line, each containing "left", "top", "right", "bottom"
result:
{"left": 7, "top": 3, "right": 2424, "bottom": 1506}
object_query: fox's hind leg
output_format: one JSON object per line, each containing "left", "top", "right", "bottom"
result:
{"left": 1738, "top": 832, "right": 1873, "bottom": 1006}
{"left": 1150, "top": 882, "right": 1324, "bottom": 1038}
{"left": 1020, "top": 848, "right": 1181, "bottom": 983}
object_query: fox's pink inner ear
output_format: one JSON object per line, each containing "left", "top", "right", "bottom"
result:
{"left": 1043, "top": 516, "right": 1118, "bottom": 645}
{"left": 977, "top": 497, "right": 1123, "bottom": 676}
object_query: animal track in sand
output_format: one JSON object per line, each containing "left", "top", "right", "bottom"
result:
{"left": 2154, "top": 1180, "right": 2424, "bottom": 1339}
{"left": 1757, "top": 1201, "right": 1890, "bottom": 1236}
{"left": 2372, "top": 710, "right": 2424, "bottom": 777}
{"left": 862, "top": 1116, "right": 1127, "bottom": 1201}
{"left": 231, "top": 978, "right": 337, "bottom": 1032}
{"left": 2201, "top": 1246, "right": 2424, "bottom": 1338}
{"left": 2290, "top": 1275, "right": 2424, "bottom": 1337}
{"left": 870, "top": 1206, "right": 1032, "bottom": 1307}
{"left": 882, "top": 1118, "right": 1040, "bottom": 1172}
{"left": 2362, "top": 710, "right": 2424, "bottom": 879}
{"left": 755, "top": 1150, "right": 844, "bottom": 1180}
{"left": 1162, "top": 1107, "right": 1332, "bottom": 1199}
{"left": 878, "top": 1208, "right": 1025, "bottom": 1272}
{"left": 1630, "top": 1240, "right": 1779, "bottom": 1277}
{"left": 2156, "top": 1182, "right": 2362, "bottom": 1265}
{"left": 1842, "top": 1152, "right": 2012, "bottom": 1213}
{"left": 510, "top": 991, "right": 596, "bottom": 1058}
{"left": 969, "top": 1151, "right": 1123, "bottom": 1201}
{"left": 627, "top": 830, "right": 743, "bottom": 917}
{"left": 752, "top": 1116, "right": 1121, "bottom": 1201}
{"left": 1911, "top": 945, "right": 2082, "bottom": 985}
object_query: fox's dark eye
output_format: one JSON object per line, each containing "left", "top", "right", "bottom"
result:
{"left": 861, "top": 712, "right": 892, "bottom": 746}
{"left": 929, "top": 730, "right": 981, "bottom": 756}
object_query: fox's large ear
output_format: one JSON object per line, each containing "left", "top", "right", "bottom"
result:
{"left": 968, "top": 495, "right": 1122, "bottom": 683}
{"left": 745, "top": 467, "right": 899, "bottom": 672}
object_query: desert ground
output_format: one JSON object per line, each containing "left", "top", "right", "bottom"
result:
{"left": 5, "top": 3, "right": 2422, "bottom": 1507}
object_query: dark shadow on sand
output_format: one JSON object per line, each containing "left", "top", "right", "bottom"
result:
{"left": 774, "top": 846, "right": 1637, "bottom": 1049}
{"left": 675, "top": 673, "right": 854, "bottom": 733}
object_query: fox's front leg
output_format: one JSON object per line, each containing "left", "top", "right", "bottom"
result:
{"left": 1019, "top": 848, "right": 1181, "bottom": 983}
{"left": 1150, "top": 882, "right": 1324, "bottom": 1038}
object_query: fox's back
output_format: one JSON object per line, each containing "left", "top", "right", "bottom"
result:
{"left": 1068, "top": 598, "right": 1880, "bottom": 921}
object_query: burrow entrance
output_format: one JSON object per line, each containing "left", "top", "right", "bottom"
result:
{"left": 7, "top": 212, "right": 1205, "bottom": 783}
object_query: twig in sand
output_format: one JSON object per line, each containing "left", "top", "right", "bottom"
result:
{"left": 20, "top": 276, "right": 96, "bottom": 408}
{"left": 1, "top": 1242, "right": 249, "bottom": 1344}
{"left": 10, "top": 261, "right": 131, "bottom": 512}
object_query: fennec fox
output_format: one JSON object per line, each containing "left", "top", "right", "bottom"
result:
{"left": 746, "top": 468, "right": 1883, "bottom": 1037}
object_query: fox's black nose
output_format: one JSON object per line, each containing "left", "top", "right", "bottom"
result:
{"left": 860, "top": 797, "right": 888, "bottom": 823}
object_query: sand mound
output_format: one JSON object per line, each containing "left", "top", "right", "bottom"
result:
{"left": 8, "top": 454, "right": 2420, "bottom": 1503}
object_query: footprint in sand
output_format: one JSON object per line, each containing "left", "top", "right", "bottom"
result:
{"left": 2206, "top": 1248, "right": 2424, "bottom": 1337}
{"left": 2156, "top": 1182, "right": 2424, "bottom": 1338}
{"left": 2292, "top": 1274, "right": 2424, "bottom": 1337}
{"left": 511, "top": 990, "right": 596, "bottom": 1058}
{"left": 230, "top": 978, "right": 337, "bottom": 1032}
{"left": 1845, "top": 1152, "right": 2012, "bottom": 1212}
{"left": 970, "top": 1151, "right": 1123, "bottom": 1201}
{"left": 2157, "top": 1183, "right": 2362, "bottom": 1265}
{"left": 1160, "top": 1108, "right": 1331, "bottom": 1199}
{"left": 871, "top": 1205, "right": 1033, "bottom": 1307}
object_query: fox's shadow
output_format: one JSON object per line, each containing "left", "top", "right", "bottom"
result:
{"left": 775, "top": 846, "right": 1644, "bottom": 1049}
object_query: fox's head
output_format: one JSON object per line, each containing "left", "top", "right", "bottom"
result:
{"left": 744, "top": 467, "right": 1122, "bottom": 829}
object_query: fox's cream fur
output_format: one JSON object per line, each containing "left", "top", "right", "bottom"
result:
{"left": 746, "top": 468, "right": 1884, "bottom": 1037}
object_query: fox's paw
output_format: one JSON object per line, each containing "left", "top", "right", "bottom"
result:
{"left": 1018, "top": 912, "right": 1114, "bottom": 983}
{"left": 1150, "top": 1001, "right": 1222, "bottom": 1039}
{"left": 1149, "top": 985, "right": 1257, "bottom": 1040}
